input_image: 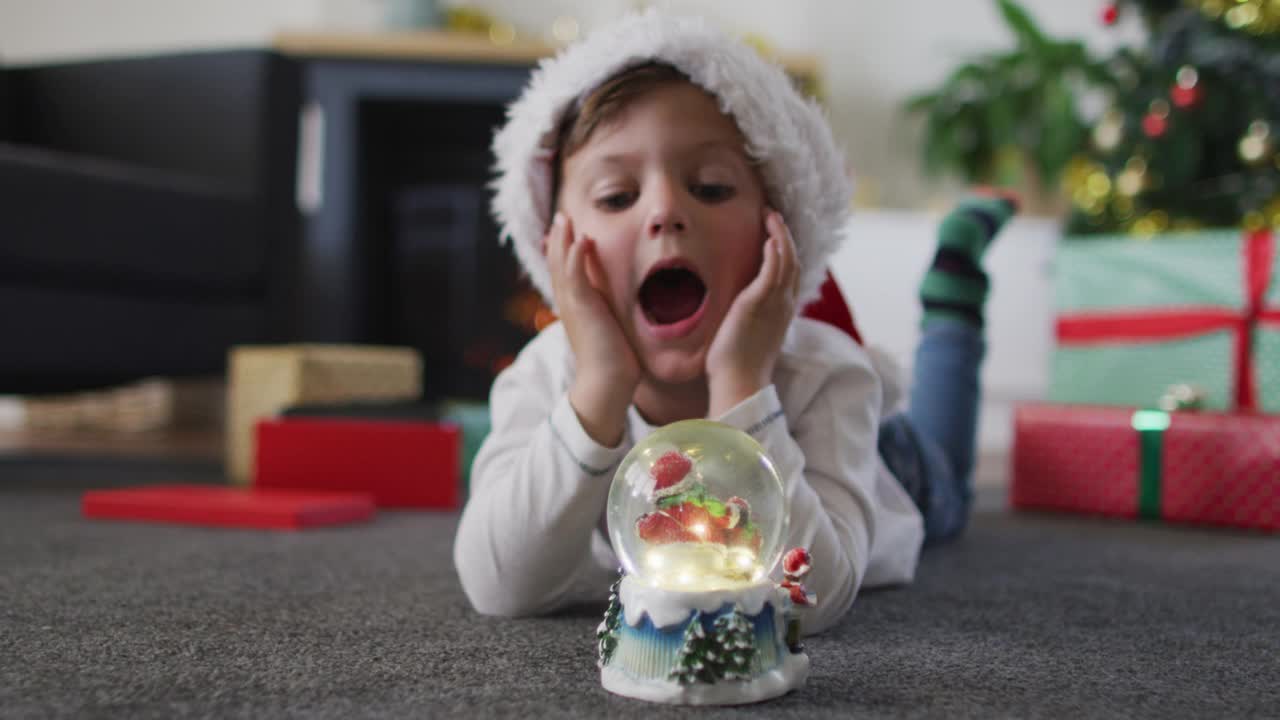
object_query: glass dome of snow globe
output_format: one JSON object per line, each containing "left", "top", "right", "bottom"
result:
{"left": 607, "top": 420, "right": 788, "bottom": 592}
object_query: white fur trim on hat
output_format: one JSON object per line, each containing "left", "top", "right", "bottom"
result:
{"left": 490, "top": 10, "right": 852, "bottom": 310}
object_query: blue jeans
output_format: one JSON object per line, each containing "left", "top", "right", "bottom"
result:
{"left": 878, "top": 319, "right": 985, "bottom": 545}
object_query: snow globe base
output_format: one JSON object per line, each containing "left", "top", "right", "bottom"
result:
{"left": 598, "top": 575, "right": 809, "bottom": 705}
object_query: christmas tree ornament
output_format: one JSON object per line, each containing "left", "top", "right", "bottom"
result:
{"left": 1131, "top": 210, "right": 1170, "bottom": 237}
{"left": 1238, "top": 120, "right": 1273, "bottom": 167}
{"left": 1111, "top": 194, "right": 1135, "bottom": 222}
{"left": 1093, "top": 109, "right": 1125, "bottom": 152}
{"left": 1101, "top": 2, "right": 1120, "bottom": 26}
{"left": 598, "top": 420, "right": 815, "bottom": 705}
{"left": 1116, "top": 156, "right": 1148, "bottom": 197}
{"left": 1225, "top": 2, "right": 1260, "bottom": 31}
{"left": 1142, "top": 99, "right": 1170, "bottom": 138}
{"left": 1263, "top": 195, "right": 1280, "bottom": 228}
{"left": 1198, "top": 0, "right": 1226, "bottom": 21}
{"left": 1170, "top": 66, "right": 1202, "bottom": 109}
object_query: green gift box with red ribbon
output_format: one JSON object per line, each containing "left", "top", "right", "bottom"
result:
{"left": 1011, "top": 403, "right": 1280, "bottom": 532}
{"left": 1049, "top": 229, "right": 1280, "bottom": 413}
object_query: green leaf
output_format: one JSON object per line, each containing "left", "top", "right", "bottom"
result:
{"left": 903, "top": 91, "right": 939, "bottom": 114}
{"left": 1036, "top": 79, "right": 1084, "bottom": 187}
{"left": 997, "top": 0, "right": 1049, "bottom": 52}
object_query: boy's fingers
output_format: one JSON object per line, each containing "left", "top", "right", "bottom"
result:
{"left": 782, "top": 222, "right": 800, "bottom": 296}
{"left": 545, "top": 215, "right": 564, "bottom": 265}
{"left": 768, "top": 211, "right": 799, "bottom": 296}
{"left": 758, "top": 235, "right": 779, "bottom": 296}
{"left": 768, "top": 212, "right": 794, "bottom": 293}
{"left": 582, "top": 238, "right": 609, "bottom": 295}
{"left": 564, "top": 231, "right": 589, "bottom": 295}
{"left": 547, "top": 214, "right": 575, "bottom": 292}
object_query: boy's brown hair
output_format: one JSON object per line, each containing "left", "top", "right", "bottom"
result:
{"left": 549, "top": 62, "right": 691, "bottom": 214}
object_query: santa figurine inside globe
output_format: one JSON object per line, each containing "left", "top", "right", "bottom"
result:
{"left": 597, "top": 420, "right": 817, "bottom": 705}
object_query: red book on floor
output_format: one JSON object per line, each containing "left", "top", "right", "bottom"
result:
{"left": 254, "top": 418, "right": 461, "bottom": 509}
{"left": 82, "top": 485, "right": 377, "bottom": 530}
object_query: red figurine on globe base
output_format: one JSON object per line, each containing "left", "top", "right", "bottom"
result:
{"left": 780, "top": 547, "right": 817, "bottom": 653}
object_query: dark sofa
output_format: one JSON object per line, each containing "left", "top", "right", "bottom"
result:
{"left": 0, "top": 51, "right": 300, "bottom": 393}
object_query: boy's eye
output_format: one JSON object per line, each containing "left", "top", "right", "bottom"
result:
{"left": 596, "top": 191, "right": 637, "bottom": 211}
{"left": 691, "top": 183, "right": 734, "bottom": 202}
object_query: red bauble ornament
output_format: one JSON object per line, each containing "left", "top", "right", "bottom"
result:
{"left": 1101, "top": 3, "right": 1119, "bottom": 25}
{"left": 1142, "top": 113, "right": 1168, "bottom": 138}
{"left": 1170, "top": 84, "right": 1201, "bottom": 109}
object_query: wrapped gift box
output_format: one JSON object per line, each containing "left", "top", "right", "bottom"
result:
{"left": 1050, "top": 229, "right": 1280, "bottom": 412}
{"left": 226, "top": 345, "right": 422, "bottom": 484}
{"left": 1012, "top": 403, "right": 1280, "bottom": 532}
{"left": 255, "top": 417, "right": 461, "bottom": 509}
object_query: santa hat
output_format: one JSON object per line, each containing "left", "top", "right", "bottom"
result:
{"left": 490, "top": 10, "right": 852, "bottom": 311}
{"left": 782, "top": 547, "right": 812, "bottom": 578}
{"left": 649, "top": 450, "right": 695, "bottom": 500}
{"left": 724, "top": 496, "right": 749, "bottom": 529}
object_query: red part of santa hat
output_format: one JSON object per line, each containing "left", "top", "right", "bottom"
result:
{"left": 650, "top": 451, "right": 694, "bottom": 500}
{"left": 783, "top": 547, "right": 812, "bottom": 577}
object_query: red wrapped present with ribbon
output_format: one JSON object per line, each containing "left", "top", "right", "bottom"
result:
{"left": 1050, "top": 229, "right": 1280, "bottom": 412}
{"left": 1011, "top": 403, "right": 1280, "bottom": 533}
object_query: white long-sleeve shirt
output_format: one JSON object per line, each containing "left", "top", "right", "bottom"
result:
{"left": 453, "top": 318, "right": 924, "bottom": 635}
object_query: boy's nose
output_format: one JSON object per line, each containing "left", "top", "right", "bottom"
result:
{"left": 648, "top": 212, "right": 686, "bottom": 235}
{"left": 645, "top": 179, "right": 689, "bottom": 236}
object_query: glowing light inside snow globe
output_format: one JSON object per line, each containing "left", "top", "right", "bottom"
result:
{"left": 607, "top": 420, "right": 787, "bottom": 591}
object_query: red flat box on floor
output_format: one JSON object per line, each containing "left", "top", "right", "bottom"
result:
{"left": 254, "top": 418, "right": 461, "bottom": 509}
{"left": 1012, "top": 403, "right": 1280, "bottom": 532}
{"left": 82, "top": 485, "right": 377, "bottom": 530}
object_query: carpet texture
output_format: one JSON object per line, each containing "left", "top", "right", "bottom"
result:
{"left": 2, "top": 455, "right": 1278, "bottom": 719}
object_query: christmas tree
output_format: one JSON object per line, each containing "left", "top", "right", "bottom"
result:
{"left": 596, "top": 575, "right": 622, "bottom": 668}
{"left": 1065, "top": 0, "right": 1280, "bottom": 236}
{"left": 669, "top": 611, "right": 719, "bottom": 685}
{"left": 711, "top": 609, "right": 757, "bottom": 681}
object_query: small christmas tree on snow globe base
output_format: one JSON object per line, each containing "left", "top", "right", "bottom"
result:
{"left": 596, "top": 420, "right": 816, "bottom": 705}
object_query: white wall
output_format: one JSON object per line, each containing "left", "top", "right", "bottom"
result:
{"left": 0, "top": 0, "right": 1145, "bottom": 209}
{"left": 0, "top": 0, "right": 323, "bottom": 60}
{"left": 833, "top": 211, "right": 1059, "bottom": 453}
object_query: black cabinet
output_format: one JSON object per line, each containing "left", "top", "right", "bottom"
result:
{"left": 0, "top": 49, "right": 539, "bottom": 398}
{"left": 0, "top": 51, "right": 300, "bottom": 393}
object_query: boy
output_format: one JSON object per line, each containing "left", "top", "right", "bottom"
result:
{"left": 454, "top": 12, "right": 1014, "bottom": 634}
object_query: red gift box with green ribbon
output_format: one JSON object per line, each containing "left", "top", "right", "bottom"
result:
{"left": 1011, "top": 403, "right": 1280, "bottom": 532}
{"left": 1050, "top": 229, "right": 1280, "bottom": 412}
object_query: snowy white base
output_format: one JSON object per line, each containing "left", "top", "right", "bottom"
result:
{"left": 601, "top": 650, "right": 809, "bottom": 705}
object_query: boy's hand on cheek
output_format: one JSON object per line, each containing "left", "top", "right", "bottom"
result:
{"left": 706, "top": 210, "right": 798, "bottom": 418}
{"left": 546, "top": 213, "right": 640, "bottom": 447}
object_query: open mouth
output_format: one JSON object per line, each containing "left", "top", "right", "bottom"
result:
{"left": 639, "top": 264, "right": 707, "bottom": 326}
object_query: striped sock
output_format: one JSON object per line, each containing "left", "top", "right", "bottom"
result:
{"left": 920, "top": 194, "right": 1018, "bottom": 328}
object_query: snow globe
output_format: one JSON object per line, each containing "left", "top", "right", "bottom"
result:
{"left": 596, "top": 419, "right": 816, "bottom": 705}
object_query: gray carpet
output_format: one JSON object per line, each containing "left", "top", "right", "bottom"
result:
{"left": 2, "top": 455, "right": 1278, "bottom": 719}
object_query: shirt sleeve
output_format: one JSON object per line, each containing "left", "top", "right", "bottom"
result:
{"left": 715, "top": 360, "right": 881, "bottom": 635}
{"left": 453, "top": 336, "right": 628, "bottom": 617}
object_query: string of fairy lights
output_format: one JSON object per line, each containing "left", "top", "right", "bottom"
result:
{"left": 1068, "top": 0, "right": 1279, "bottom": 236}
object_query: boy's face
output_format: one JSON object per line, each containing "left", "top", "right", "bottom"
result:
{"left": 558, "top": 82, "right": 769, "bottom": 387}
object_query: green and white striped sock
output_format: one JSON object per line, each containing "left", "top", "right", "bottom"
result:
{"left": 919, "top": 194, "right": 1018, "bottom": 328}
